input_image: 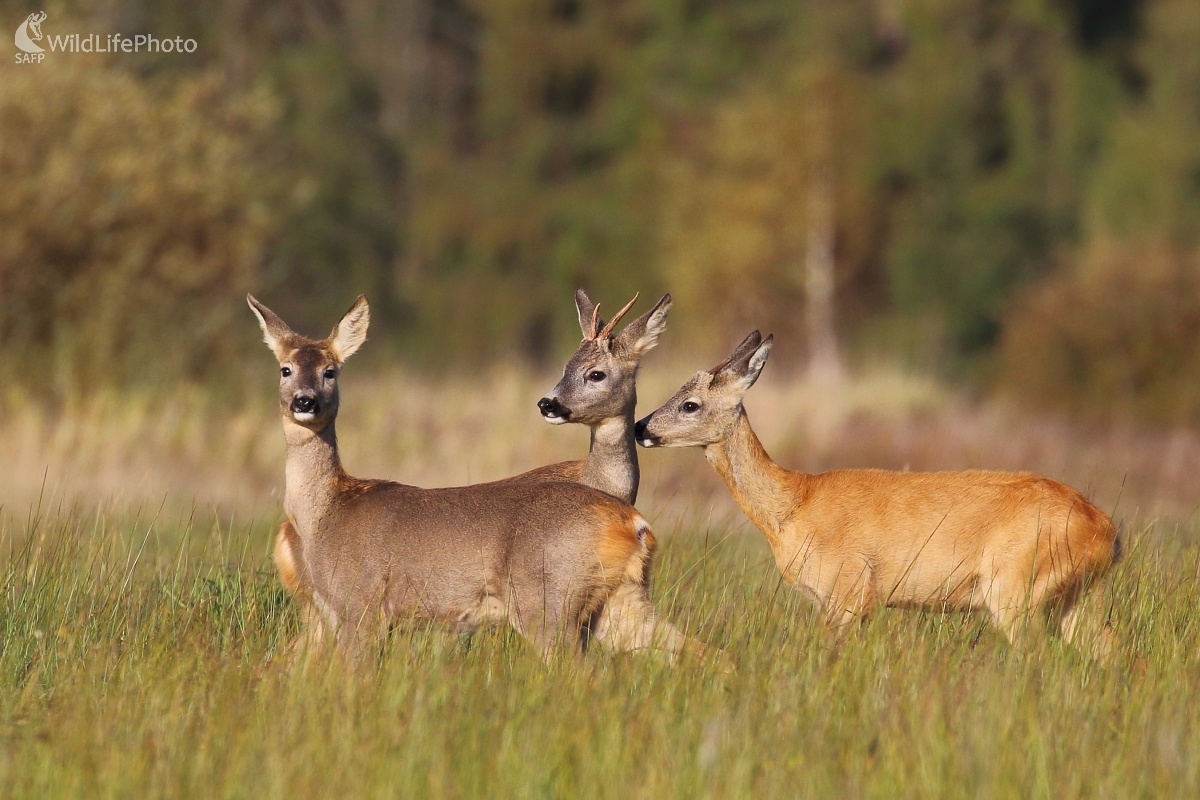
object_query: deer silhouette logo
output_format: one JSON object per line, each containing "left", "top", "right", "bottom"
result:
{"left": 15, "top": 11, "right": 47, "bottom": 54}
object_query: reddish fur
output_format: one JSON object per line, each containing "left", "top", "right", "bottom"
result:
{"left": 703, "top": 413, "right": 1120, "bottom": 654}
{"left": 593, "top": 506, "right": 654, "bottom": 587}
{"left": 273, "top": 521, "right": 305, "bottom": 597}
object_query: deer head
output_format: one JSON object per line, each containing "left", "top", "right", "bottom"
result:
{"left": 635, "top": 331, "right": 773, "bottom": 448}
{"left": 247, "top": 294, "right": 369, "bottom": 431}
{"left": 537, "top": 289, "right": 672, "bottom": 426}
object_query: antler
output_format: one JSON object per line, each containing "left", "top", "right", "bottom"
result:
{"left": 596, "top": 293, "right": 639, "bottom": 340}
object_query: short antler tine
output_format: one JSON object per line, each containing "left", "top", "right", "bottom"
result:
{"left": 598, "top": 292, "right": 639, "bottom": 340}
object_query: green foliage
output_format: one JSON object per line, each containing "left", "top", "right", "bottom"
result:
{"left": 262, "top": 42, "right": 407, "bottom": 342}
{"left": 877, "top": 2, "right": 1073, "bottom": 357}
{"left": 1080, "top": 0, "right": 1200, "bottom": 248}
{"left": 657, "top": 4, "right": 877, "bottom": 355}
{"left": 998, "top": 0, "right": 1200, "bottom": 417}
{"left": 0, "top": 55, "right": 284, "bottom": 397}
{"left": 6, "top": 0, "right": 1200, "bottom": 418}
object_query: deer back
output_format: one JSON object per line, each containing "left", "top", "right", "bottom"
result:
{"left": 300, "top": 477, "right": 648, "bottom": 625}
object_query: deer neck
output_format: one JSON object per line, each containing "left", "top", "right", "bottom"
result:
{"left": 703, "top": 410, "right": 795, "bottom": 548}
{"left": 282, "top": 418, "right": 344, "bottom": 540}
{"left": 581, "top": 413, "right": 640, "bottom": 504}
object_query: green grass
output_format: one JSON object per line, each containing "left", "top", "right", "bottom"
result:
{"left": 1, "top": 503, "right": 1198, "bottom": 798}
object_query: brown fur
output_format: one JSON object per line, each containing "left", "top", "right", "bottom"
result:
{"left": 250, "top": 294, "right": 714, "bottom": 668}
{"left": 533, "top": 290, "right": 672, "bottom": 504}
{"left": 272, "top": 464, "right": 585, "bottom": 606}
{"left": 638, "top": 331, "right": 1121, "bottom": 658}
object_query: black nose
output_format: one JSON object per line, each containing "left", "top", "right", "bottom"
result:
{"left": 634, "top": 418, "right": 659, "bottom": 446}
{"left": 538, "top": 397, "right": 568, "bottom": 418}
{"left": 290, "top": 394, "right": 318, "bottom": 414}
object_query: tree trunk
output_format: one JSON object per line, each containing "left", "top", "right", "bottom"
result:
{"left": 804, "top": 76, "right": 843, "bottom": 385}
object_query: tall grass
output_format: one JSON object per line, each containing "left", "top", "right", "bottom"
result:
{"left": 1, "top": 500, "right": 1198, "bottom": 797}
{"left": 3, "top": 366, "right": 1200, "bottom": 796}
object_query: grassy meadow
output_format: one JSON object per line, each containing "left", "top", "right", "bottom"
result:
{"left": 2, "top": 366, "right": 1200, "bottom": 797}
{"left": 8, "top": 1, "right": 1200, "bottom": 795}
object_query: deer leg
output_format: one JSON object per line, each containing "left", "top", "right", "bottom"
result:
{"left": 825, "top": 604, "right": 868, "bottom": 644}
{"left": 506, "top": 583, "right": 587, "bottom": 665}
{"left": 987, "top": 554, "right": 1083, "bottom": 651}
{"left": 824, "top": 591, "right": 873, "bottom": 646}
{"left": 982, "top": 574, "right": 1040, "bottom": 650}
{"left": 1058, "top": 601, "right": 1116, "bottom": 663}
{"left": 1052, "top": 580, "right": 1117, "bottom": 663}
{"left": 591, "top": 582, "right": 732, "bottom": 673}
{"left": 821, "top": 560, "right": 875, "bottom": 644}
{"left": 282, "top": 601, "right": 329, "bottom": 666}
{"left": 525, "top": 625, "right": 586, "bottom": 666}
{"left": 324, "top": 597, "right": 394, "bottom": 670}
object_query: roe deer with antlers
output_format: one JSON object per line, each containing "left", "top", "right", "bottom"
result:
{"left": 252, "top": 294, "right": 715, "bottom": 666}
{"left": 523, "top": 288, "right": 670, "bottom": 504}
{"left": 635, "top": 332, "right": 1121, "bottom": 658}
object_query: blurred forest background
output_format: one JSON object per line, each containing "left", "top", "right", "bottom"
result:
{"left": 3, "top": 0, "right": 1200, "bottom": 423}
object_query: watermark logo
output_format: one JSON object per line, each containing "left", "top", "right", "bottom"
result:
{"left": 15, "top": 11, "right": 47, "bottom": 61}
{"left": 14, "top": 11, "right": 198, "bottom": 64}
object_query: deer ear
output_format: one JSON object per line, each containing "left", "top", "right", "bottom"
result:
{"left": 575, "top": 288, "right": 603, "bottom": 340}
{"left": 713, "top": 332, "right": 771, "bottom": 392}
{"left": 328, "top": 295, "right": 370, "bottom": 362}
{"left": 733, "top": 335, "right": 773, "bottom": 392}
{"left": 710, "top": 330, "right": 762, "bottom": 376}
{"left": 615, "top": 293, "right": 671, "bottom": 357}
{"left": 247, "top": 294, "right": 296, "bottom": 361}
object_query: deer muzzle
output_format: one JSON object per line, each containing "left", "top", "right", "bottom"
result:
{"left": 633, "top": 418, "right": 659, "bottom": 446}
{"left": 290, "top": 393, "right": 319, "bottom": 420}
{"left": 537, "top": 396, "right": 570, "bottom": 424}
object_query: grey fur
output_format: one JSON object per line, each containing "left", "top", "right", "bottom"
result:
{"left": 249, "top": 294, "right": 719, "bottom": 668}
{"left": 535, "top": 290, "right": 671, "bottom": 503}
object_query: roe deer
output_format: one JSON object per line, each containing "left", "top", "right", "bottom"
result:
{"left": 251, "top": 294, "right": 715, "bottom": 666}
{"left": 526, "top": 288, "right": 671, "bottom": 504}
{"left": 275, "top": 289, "right": 668, "bottom": 569}
{"left": 634, "top": 332, "right": 1121, "bottom": 658}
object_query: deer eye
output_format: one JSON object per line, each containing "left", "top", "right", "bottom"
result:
{"left": 280, "top": 367, "right": 292, "bottom": 378}
{"left": 586, "top": 370, "right": 606, "bottom": 382}
{"left": 323, "top": 368, "right": 337, "bottom": 380}
{"left": 681, "top": 401, "right": 701, "bottom": 413}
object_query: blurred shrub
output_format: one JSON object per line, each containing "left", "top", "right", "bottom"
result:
{"left": 998, "top": 243, "right": 1200, "bottom": 423}
{"left": 0, "top": 58, "right": 283, "bottom": 398}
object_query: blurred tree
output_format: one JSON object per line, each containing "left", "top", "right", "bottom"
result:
{"left": 1078, "top": 0, "right": 1200, "bottom": 249}
{"left": 4, "top": 0, "right": 1200, "bottom": 422}
{"left": 1000, "top": 243, "right": 1200, "bottom": 422}
{"left": 875, "top": 0, "right": 1078, "bottom": 364}
{"left": 0, "top": 56, "right": 283, "bottom": 398}
{"left": 999, "top": 0, "right": 1200, "bottom": 421}
{"left": 657, "top": 1, "right": 876, "bottom": 363}
{"left": 400, "top": 0, "right": 664, "bottom": 364}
